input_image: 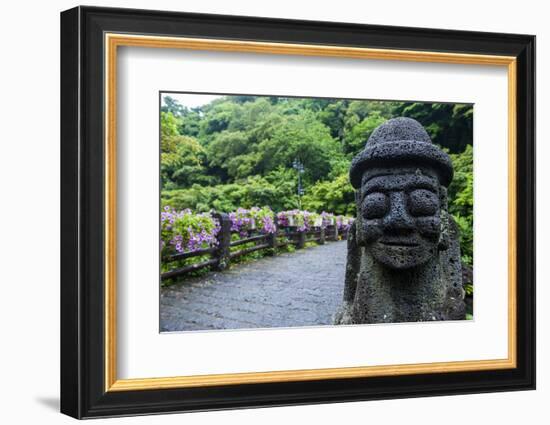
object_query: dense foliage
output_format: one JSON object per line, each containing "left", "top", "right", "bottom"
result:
{"left": 160, "top": 206, "right": 354, "bottom": 277}
{"left": 160, "top": 207, "right": 220, "bottom": 257}
{"left": 161, "top": 95, "right": 473, "bottom": 264}
{"left": 229, "top": 206, "right": 276, "bottom": 236}
{"left": 161, "top": 206, "right": 353, "bottom": 257}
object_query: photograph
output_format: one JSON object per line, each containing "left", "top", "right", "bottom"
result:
{"left": 159, "top": 92, "right": 474, "bottom": 332}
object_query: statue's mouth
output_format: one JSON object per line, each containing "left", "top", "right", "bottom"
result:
{"left": 379, "top": 239, "right": 419, "bottom": 247}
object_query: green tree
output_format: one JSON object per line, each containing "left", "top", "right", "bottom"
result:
{"left": 302, "top": 173, "right": 356, "bottom": 215}
{"left": 161, "top": 112, "right": 212, "bottom": 189}
{"left": 207, "top": 131, "right": 257, "bottom": 180}
{"left": 447, "top": 144, "right": 474, "bottom": 264}
{"left": 392, "top": 102, "right": 473, "bottom": 153}
{"left": 317, "top": 99, "right": 348, "bottom": 141}
{"left": 161, "top": 95, "right": 185, "bottom": 116}
{"left": 343, "top": 111, "right": 387, "bottom": 155}
{"left": 257, "top": 110, "right": 343, "bottom": 183}
{"left": 161, "top": 111, "right": 180, "bottom": 138}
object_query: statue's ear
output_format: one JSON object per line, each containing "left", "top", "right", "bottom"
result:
{"left": 438, "top": 186, "right": 450, "bottom": 251}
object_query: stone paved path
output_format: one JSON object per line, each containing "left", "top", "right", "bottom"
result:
{"left": 160, "top": 241, "right": 347, "bottom": 332}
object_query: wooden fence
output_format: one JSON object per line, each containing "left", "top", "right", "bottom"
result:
{"left": 161, "top": 212, "right": 348, "bottom": 281}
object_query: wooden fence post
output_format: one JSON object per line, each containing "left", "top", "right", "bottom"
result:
{"left": 328, "top": 225, "right": 338, "bottom": 241}
{"left": 266, "top": 216, "right": 278, "bottom": 255}
{"left": 213, "top": 212, "right": 231, "bottom": 271}
{"left": 319, "top": 227, "right": 326, "bottom": 245}
{"left": 297, "top": 230, "right": 306, "bottom": 249}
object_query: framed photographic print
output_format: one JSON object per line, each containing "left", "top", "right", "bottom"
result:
{"left": 60, "top": 5, "right": 535, "bottom": 419}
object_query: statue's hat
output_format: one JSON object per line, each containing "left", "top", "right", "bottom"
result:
{"left": 349, "top": 117, "right": 453, "bottom": 189}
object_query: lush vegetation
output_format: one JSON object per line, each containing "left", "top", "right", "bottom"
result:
{"left": 160, "top": 207, "right": 353, "bottom": 258}
{"left": 160, "top": 95, "right": 473, "bottom": 265}
{"left": 160, "top": 207, "right": 220, "bottom": 258}
{"left": 160, "top": 206, "right": 354, "bottom": 278}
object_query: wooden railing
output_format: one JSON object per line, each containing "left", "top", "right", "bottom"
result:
{"left": 161, "top": 212, "right": 348, "bottom": 281}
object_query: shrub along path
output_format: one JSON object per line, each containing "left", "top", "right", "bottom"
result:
{"left": 160, "top": 240, "right": 347, "bottom": 332}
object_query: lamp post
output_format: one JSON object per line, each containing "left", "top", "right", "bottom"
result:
{"left": 292, "top": 158, "right": 305, "bottom": 209}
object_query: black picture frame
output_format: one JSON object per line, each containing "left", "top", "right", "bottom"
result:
{"left": 61, "top": 5, "right": 535, "bottom": 419}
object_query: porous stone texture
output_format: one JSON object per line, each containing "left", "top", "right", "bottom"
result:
{"left": 462, "top": 262, "right": 474, "bottom": 316}
{"left": 335, "top": 117, "right": 466, "bottom": 324}
{"left": 349, "top": 117, "right": 454, "bottom": 188}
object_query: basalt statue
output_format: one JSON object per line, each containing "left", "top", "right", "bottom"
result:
{"left": 335, "top": 117, "right": 466, "bottom": 324}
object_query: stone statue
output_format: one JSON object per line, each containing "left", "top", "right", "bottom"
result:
{"left": 335, "top": 117, "right": 466, "bottom": 324}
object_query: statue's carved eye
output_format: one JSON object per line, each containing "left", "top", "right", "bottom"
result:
{"left": 408, "top": 189, "right": 439, "bottom": 216}
{"left": 362, "top": 192, "right": 389, "bottom": 219}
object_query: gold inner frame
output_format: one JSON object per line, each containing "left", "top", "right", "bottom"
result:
{"left": 104, "top": 33, "right": 517, "bottom": 392}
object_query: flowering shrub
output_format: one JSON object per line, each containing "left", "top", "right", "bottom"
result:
{"left": 277, "top": 210, "right": 306, "bottom": 230}
{"left": 320, "top": 212, "right": 335, "bottom": 228}
{"left": 336, "top": 215, "right": 354, "bottom": 231}
{"left": 161, "top": 207, "right": 220, "bottom": 256}
{"left": 275, "top": 212, "right": 353, "bottom": 236}
{"left": 229, "top": 206, "right": 276, "bottom": 236}
{"left": 277, "top": 210, "right": 322, "bottom": 231}
{"left": 161, "top": 206, "right": 354, "bottom": 259}
{"left": 253, "top": 207, "right": 277, "bottom": 234}
{"left": 277, "top": 210, "right": 354, "bottom": 231}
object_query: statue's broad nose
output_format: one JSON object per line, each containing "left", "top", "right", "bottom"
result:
{"left": 382, "top": 192, "right": 414, "bottom": 234}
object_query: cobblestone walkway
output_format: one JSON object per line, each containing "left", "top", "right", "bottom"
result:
{"left": 160, "top": 241, "right": 347, "bottom": 332}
